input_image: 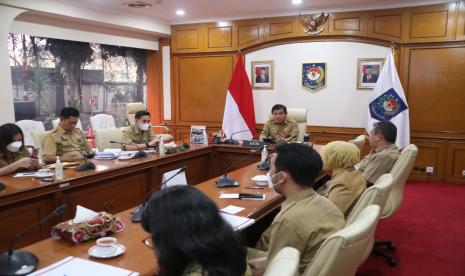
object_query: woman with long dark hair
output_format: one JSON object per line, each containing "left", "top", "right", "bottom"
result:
{"left": 0, "top": 123, "right": 40, "bottom": 176}
{"left": 141, "top": 185, "right": 248, "bottom": 276}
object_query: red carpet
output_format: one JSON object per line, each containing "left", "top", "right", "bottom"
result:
{"left": 357, "top": 181, "right": 465, "bottom": 276}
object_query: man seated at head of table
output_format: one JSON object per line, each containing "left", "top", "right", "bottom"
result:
{"left": 357, "top": 121, "right": 400, "bottom": 187}
{"left": 259, "top": 104, "right": 299, "bottom": 143}
{"left": 319, "top": 141, "right": 366, "bottom": 218}
{"left": 248, "top": 143, "right": 345, "bottom": 274}
{"left": 42, "top": 107, "right": 93, "bottom": 163}
{"left": 142, "top": 185, "right": 251, "bottom": 276}
{"left": 0, "top": 123, "right": 41, "bottom": 175}
{"left": 122, "top": 110, "right": 169, "bottom": 151}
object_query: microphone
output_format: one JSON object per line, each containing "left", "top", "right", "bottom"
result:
{"left": 0, "top": 204, "right": 67, "bottom": 275}
{"left": 216, "top": 147, "right": 263, "bottom": 188}
{"left": 60, "top": 137, "right": 96, "bottom": 171}
{"left": 131, "top": 166, "right": 188, "bottom": 223}
{"left": 224, "top": 128, "right": 258, "bottom": 145}
{"left": 109, "top": 141, "right": 147, "bottom": 158}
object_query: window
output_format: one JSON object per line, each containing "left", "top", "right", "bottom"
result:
{"left": 9, "top": 34, "right": 148, "bottom": 131}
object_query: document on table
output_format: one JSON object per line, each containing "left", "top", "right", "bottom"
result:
{"left": 220, "top": 205, "right": 245, "bottom": 214}
{"left": 220, "top": 212, "right": 255, "bottom": 231}
{"left": 28, "top": 256, "right": 139, "bottom": 276}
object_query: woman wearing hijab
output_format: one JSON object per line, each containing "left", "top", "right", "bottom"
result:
{"left": 320, "top": 141, "right": 367, "bottom": 218}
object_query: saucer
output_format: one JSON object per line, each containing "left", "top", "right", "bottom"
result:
{"left": 88, "top": 244, "right": 125, "bottom": 259}
{"left": 34, "top": 172, "right": 55, "bottom": 178}
{"left": 251, "top": 175, "right": 268, "bottom": 186}
{"left": 117, "top": 155, "right": 133, "bottom": 160}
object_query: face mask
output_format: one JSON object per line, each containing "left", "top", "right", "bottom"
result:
{"left": 6, "top": 141, "right": 22, "bottom": 153}
{"left": 266, "top": 171, "right": 281, "bottom": 193}
{"left": 138, "top": 123, "right": 150, "bottom": 131}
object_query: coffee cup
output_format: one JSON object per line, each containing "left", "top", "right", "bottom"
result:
{"left": 95, "top": 237, "right": 117, "bottom": 255}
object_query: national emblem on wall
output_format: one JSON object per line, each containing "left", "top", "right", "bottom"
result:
{"left": 302, "top": 62, "right": 326, "bottom": 92}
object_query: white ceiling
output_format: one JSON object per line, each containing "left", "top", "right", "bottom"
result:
{"left": 56, "top": 0, "right": 451, "bottom": 24}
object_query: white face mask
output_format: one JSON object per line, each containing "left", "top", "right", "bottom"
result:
{"left": 6, "top": 141, "right": 23, "bottom": 152}
{"left": 138, "top": 123, "right": 150, "bottom": 131}
{"left": 266, "top": 171, "right": 281, "bottom": 193}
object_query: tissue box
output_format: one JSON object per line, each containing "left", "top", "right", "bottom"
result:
{"left": 51, "top": 212, "right": 125, "bottom": 243}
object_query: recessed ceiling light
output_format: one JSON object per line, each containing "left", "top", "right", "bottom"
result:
{"left": 124, "top": 1, "right": 152, "bottom": 8}
{"left": 218, "top": 21, "right": 229, "bottom": 27}
{"left": 176, "top": 9, "right": 185, "bottom": 16}
{"left": 292, "top": 0, "right": 302, "bottom": 5}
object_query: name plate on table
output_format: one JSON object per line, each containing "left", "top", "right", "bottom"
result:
{"left": 242, "top": 140, "right": 264, "bottom": 148}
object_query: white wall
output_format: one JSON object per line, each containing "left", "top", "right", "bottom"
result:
{"left": 162, "top": 46, "right": 172, "bottom": 120}
{"left": 245, "top": 42, "right": 390, "bottom": 128}
{"left": 0, "top": 6, "right": 26, "bottom": 124}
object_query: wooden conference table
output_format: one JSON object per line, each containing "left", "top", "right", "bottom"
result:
{"left": 1, "top": 142, "right": 322, "bottom": 274}
{"left": 22, "top": 162, "right": 284, "bottom": 275}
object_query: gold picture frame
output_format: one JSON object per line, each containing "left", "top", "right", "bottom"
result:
{"left": 251, "top": 61, "right": 274, "bottom": 90}
{"left": 357, "top": 58, "right": 385, "bottom": 90}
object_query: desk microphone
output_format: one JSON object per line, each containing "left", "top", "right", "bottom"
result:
{"left": 216, "top": 146, "right": 263, "bottom": 188}
{"left": 109, "top": 141, "right": 147, "bottom": 158}
{"left": 0, "top": 204, "right": 67, "bottom": 275}
{"left": 224, "top": 128, "right": 259, "bottom": 145}
{"left": 60, "top": 137, "right": 96, "bottom": 171}
{"left": 132, "top": 166, "right": 188, "bottom": 223}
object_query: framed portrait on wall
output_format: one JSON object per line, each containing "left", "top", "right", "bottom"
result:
{"left": 357, "top": 58, "right": 385, "bottom": 89}
{"left": 251, "top": 61, "right": 274, "bottom": 90}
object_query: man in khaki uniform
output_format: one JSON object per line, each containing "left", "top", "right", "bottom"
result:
{"left": 248, "top": 143, "right": 345, "bottom": 274}
{"left": 259, "top": 104, "right": 299, "bottom": 142}
{"left": 358, "top": 121, "right": 400, "bottom": 186}
{"left": 42, "top": 107, "right": 93, "bottom": 163}
{"left": 122, "top": 111, "right": 161, "bottom": 151}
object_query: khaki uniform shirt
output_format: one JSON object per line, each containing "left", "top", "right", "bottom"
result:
{"left": 327, "top": 168, "right": 366, "bottom": 218}
{"left": 255, "top": 189, "right": 345, "bottom": 274}
{"left": 259, "top": 118, "right": 299, "bottom": 142}
{"left": 0, "top": 147, "right": 29, "bottom": 169}
{"left": 122, "top": 125, "right": 156, "bottom": 147}
{"left": 42, "top": 126, "right": 92, "bottom": 157}
{"left": 358, "top": 144, "right": 400, "bottom": 186}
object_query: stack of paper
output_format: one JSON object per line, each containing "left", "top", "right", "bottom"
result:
{"left": 94, "top": 152, "right": 117, "bottom": 160}
{"left": 220, "top": 212, "right": 255, "bottom": 231}
{"left": 29, "top": 256, "right": 139, "bottom": 276}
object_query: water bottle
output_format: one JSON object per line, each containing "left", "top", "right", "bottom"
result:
{"left": 261, "top": 145, "right": 268, "bottom": 163}
{"left": 55, "top": 156, "right": 64, "bottom": 180}
{"left": 159, "top": 140, "right": 165, "bottom": 156}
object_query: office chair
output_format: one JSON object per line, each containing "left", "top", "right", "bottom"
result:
{"left": 372, "top": 144, "right": 418, "bottom": 266}
{"left": 303, "top": 205, "right": 381, "bottom": 276}
{"left": 90, "top": 114, "right": 116, "bottom": 130}
{"left": 16, "top": 120, "right": 45, "bottom": 147}
{"left": 263, "top": 247, "right": 300, "bottom": 276}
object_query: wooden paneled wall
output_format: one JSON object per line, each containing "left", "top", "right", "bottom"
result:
{"left": 171, "top": 2, "right": 461, "bottom": 54}
{"left": 162, "top": 1, "right": 465, "bottom": 183}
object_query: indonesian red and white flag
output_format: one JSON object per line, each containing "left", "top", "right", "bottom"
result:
{"left": 222, "top": 54, "right": 257, "bottom": 140}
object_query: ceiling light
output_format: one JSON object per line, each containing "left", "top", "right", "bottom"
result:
{"left": 124, "top": 1, "right": 152, "bottom": 8}
{"left": 292, "top": 0, "right": 302, "bottom": 5}
{"left": 176, "top": 9, "right": 185, "bottom": 16}
{"left": 218, "top": 21, "right": 229, "bottom": 27}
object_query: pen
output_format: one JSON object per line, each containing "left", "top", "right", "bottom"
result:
{"left": 244, "top": 186, "right": 265, "bottom": 189}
